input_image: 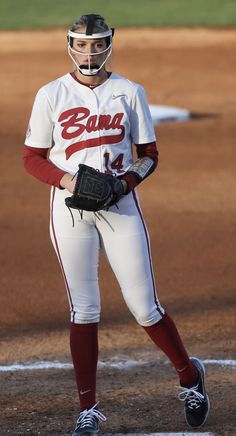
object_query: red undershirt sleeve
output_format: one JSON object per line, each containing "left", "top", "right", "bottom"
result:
{"left": 121, "top": 141, "right": 159, "bottom": 192}
{"left": 23, "top": 142, "right": 158, "bottom": 192}
{"left": 23, "top": 145, "right": 67, "bottom": 189}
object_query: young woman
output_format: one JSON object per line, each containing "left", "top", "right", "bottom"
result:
{"left": 23, "top": 14, "right": 210, "bottom": 436}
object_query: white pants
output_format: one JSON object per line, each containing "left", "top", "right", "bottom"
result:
{"left": 50, "top": 187, "right": 164, "bottom": 326}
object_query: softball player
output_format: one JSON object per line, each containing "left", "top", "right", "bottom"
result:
{"left": 23, "top": 14, "right": 210, "bottom": 435}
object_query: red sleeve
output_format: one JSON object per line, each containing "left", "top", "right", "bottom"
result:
{"left": 121, "top": 141, "right": 159, "bottom": 192}
{"left": 23, "top": 145, "right": 67, "bottom": 189}
{"left": 136, "top": 141, "right": 159, "bottom": 165}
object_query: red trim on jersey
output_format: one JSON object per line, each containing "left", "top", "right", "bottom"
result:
{"left": 70, "top": 71, "right": 112, "bottom": 88}
{"left": 23, "top": 145, "right": 67, "bottom": 188}
{"left": 50, "top": 187, "right": 75, "bottom": 321}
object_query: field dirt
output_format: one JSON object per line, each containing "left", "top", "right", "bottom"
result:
{"left": 0, "top": 28, "right": 235, "bottom": 435}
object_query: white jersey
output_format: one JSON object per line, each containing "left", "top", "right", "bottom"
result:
{"left": 25, "top": 72, "right": 156, "bottom": 176}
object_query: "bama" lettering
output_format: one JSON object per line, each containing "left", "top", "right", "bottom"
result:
{"left": 58, "top": 107, "right": 124, "bottom": 139}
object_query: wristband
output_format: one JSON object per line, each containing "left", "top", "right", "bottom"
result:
{"left": 126, "top": 156, "right": 155, "bottom": 181}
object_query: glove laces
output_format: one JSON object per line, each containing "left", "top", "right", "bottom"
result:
{"left": 178, "top": 385, "right": 205, "bottom": 409}
{"left": 75, "top": 403, "right": 106, "bottom": 430}
{"left": 94, "top": 211, "right": 115, "bottom": 231}
{"left": 66, "top": 207, "right": 118, "bottom": 230}
{"left": 66, "top": 205, "right": 83, "bottom": 227}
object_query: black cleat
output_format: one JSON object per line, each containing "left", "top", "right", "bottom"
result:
{"left": 72, "top": 404, "right": 106, "bottom": 435}
{"left": 178, "top": 357, "right": 210, "bottom": 428}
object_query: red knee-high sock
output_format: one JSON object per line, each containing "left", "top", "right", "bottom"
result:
{"left": 143, "top": 312, "right": 198, "bottom": 387}
{"left": 70, "top": 322, "right": 98, "bottom": 409}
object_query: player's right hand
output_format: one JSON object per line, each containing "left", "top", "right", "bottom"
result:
{"left": 60, "top": 173, "right": 76, "bottom": 193}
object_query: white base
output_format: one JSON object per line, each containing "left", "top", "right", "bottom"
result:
{"left": 149, "top": 104, "right": 190, "bottom": 124}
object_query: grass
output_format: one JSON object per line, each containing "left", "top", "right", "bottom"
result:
{"left": 0, "top": 0, "right": 236, "bottom": 29}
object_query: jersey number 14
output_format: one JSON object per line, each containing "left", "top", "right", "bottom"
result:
{"left": 104, "top": 152, "right": 124, "bottom": 174}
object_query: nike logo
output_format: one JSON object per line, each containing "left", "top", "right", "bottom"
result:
{"left": 79, "top": 389, "right": 91, "bottom": 395}
{"left": 112, "top": 94, "right": 127, "bottom": 99}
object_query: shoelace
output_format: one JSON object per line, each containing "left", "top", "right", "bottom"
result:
{"left": 76, "top": 403, "right": 106, "bottom": 430}
{"left": 178, "top": 385, "right": 205, "bottom": 409}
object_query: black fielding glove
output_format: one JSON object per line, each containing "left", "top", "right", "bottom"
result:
{"left": 65, "top": 164, "right": 124, "bottom": 212}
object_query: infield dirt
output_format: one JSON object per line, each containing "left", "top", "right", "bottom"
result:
{"left": 0, "top": 28, "right": 235, "bottom": 435}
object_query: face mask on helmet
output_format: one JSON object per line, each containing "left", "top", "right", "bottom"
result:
{"left": 67, "top": 15, "right": 114, "bottom": 76}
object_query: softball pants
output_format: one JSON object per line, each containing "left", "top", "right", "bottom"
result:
{"left": 50, "top": 187, "right": 164, "bottom": 326}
